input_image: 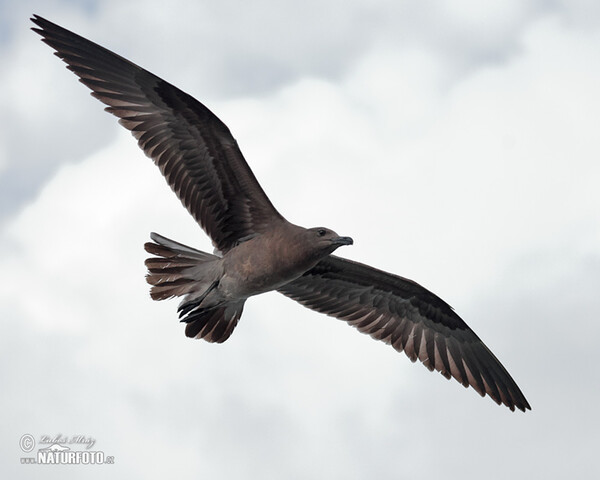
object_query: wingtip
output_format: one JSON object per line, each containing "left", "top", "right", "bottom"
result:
{"left": 30, "top": 14, "right": 43, "bottom": 35}
{"left": 30, "top": 14, "right": 46, "bottom": 29}
{"left": 30, "top": 15, "right": 58, "bottom": 40}
{"left": 496, "top": 387, "right": 531, "bottom": 413}
{"left": 517, "top": 399, "right": 532, "bottom": 413}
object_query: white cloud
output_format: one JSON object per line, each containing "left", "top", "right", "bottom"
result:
{"left": 2, "top": 1, "right": 600, "bottom": 479}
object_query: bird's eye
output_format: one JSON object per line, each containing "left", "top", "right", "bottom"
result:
{"left": 317, "top": 229, "right": 326, "bottom": 237}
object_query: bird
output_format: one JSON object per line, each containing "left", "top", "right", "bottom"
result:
{"left": 31, "top": 14, "right": 530, "bottom": 412}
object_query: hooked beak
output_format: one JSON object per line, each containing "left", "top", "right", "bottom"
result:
{"left": 332, "top": 236, "right": 354, "bottom": 246}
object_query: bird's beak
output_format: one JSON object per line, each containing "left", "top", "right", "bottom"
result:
{"left": 332, "top": 236, "right": 353, "bottom": 246}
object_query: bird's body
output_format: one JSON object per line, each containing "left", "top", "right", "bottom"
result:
{"left": 146, "top": 224, "right": 353, "bottom": 340}
{"left": 32, "top": 15, "right": 531, "bottom": 411}
{"left": 219, "top": 224, "right": 352, "bottom": 297}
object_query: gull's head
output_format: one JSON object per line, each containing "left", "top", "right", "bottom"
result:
{"left": 308, "top": 227, "right": 353, "bottom": 255}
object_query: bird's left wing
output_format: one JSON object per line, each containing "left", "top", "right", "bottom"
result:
{"left": 278, "top": 255, "right": 530, "bottom": 412}
{"left": 31, "top": 15, "right": 285, "bottom": 254}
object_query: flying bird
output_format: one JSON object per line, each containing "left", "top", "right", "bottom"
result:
{"left": 31, "top": 15, "right": 530, "bottom": 412}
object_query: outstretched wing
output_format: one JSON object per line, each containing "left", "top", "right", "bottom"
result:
{"left": 278, "top": 256, "right": 530, "bottom": 412}
{"left": 31, "top": 15, "right": 284, "bottom": 253}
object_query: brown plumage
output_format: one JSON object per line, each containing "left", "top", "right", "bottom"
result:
{"left": 32, "top": 15, "right": 530, "bottom": 411}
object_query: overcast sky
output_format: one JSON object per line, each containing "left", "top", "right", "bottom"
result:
{"left": 2, "top": 0, "right": 599, "bottom": 478}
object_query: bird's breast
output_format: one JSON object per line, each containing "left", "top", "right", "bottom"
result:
{"left": 221, "top": 236, "right": 318, "bottom": 298}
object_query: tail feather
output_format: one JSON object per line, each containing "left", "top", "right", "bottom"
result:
{"left": 144, "top": 232, "right": 244, "bottom": 343}
{"left": 146, "top": 232, "right": 215, "bottom": 258}
{"left": 144, "top": 232, "right": 219, "bottom": 301}
{"left": 181, "top": 302, "right": 244, "bottom": 343}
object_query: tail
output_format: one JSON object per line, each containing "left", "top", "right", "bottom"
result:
{"left": 144, "top": 232, "right": 244, "bottom": 343}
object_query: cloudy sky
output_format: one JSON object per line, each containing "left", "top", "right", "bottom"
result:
{"left": 2, "top": 0, "right": 599, "bottom": 478}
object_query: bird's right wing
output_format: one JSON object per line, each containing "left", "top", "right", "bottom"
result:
{"left": 31, "top": 15, "right": 285, "bottom": 253}
{"left": 278, "top": 255, "right": 530, "bottom": 412}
